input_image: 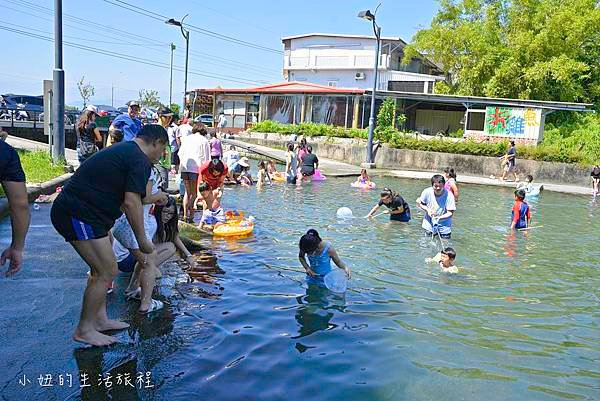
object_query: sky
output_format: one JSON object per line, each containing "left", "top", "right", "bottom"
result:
{"left": 0, "top": 0, "right": 439, "bottom": 108}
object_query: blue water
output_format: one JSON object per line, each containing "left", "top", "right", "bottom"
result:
{"left": 1, "top": 176, "right": 598, "bottom": 401}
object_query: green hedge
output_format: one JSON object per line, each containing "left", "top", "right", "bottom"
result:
{"left": 251, "top": 119, "right": 598, "bottom": 165}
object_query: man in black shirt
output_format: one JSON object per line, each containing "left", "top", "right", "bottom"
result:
{"left": 51, "top": 124, "right": 168, "bottom": 347}
{"left": 0, "top": 141, "right": 30, "bottom": 276}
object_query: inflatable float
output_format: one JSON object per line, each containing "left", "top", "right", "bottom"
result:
{"left": 351, "top": 181, "right": 376, "bottom": 190}
{"left": 213, "top": 210, "right": 255, "bottom": 237}
{"left": 312, "top": 169, "right": 327, "bottom": 181}
{"left": 270, "top": 172, "right": 286, "bottom": 182}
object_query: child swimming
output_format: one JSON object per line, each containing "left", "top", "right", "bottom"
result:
{"left": 426, "top": 247, "right": 458, "bottom": 273}
{"left": 511, "top": 189, "right": 530, "bottom": 230}
{"left": 298, "top": 229, "right": 351, "bottom": 287}
{"left": 198, "top": 182, "right": 226, "bottom": 230}
{"left": 355, "top": 168, "right": 371, "bottom": 184}
{"left": 517, "top": 174, "right": 534, "bottom": 193}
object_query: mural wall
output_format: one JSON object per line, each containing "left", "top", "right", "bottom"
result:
{"left": 483, "top": 107, "right": 542, "bottom": 141}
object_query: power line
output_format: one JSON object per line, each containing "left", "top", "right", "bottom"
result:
{"left": 103, "top": 0, "right": 283, "bottom": 54}
{"left": 0, "top": 23, "right": 269, "bottom": 85}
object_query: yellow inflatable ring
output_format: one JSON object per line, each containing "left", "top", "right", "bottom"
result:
{"left": 213, "top": 221, "right": 254, "bottom": 237}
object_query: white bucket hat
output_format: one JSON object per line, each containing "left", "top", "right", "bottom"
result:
{"left": 85, "top": 104, "right": 98, "bottom": 114}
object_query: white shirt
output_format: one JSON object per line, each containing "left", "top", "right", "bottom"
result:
{"left": 177, "top": 123, "right": 193, "bottom": 140}
{"left": 179, "top": 134, "right": 211, "bottom": 173}
{"left": 223, "top": 149, "right": 240, "bottom": 168}
{"left": 167, "top": 124, "right": 179, "bottom": 150}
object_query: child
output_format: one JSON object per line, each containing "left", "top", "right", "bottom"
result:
{"left": 591, "top": 165, "right": 600, "bottom": 196}
{"left": 517, "top": 174, "right": 534, "bottom": 193}
{"left": 256, "top": 160, "right": 270, "bottom": 189}
{"left": 239, "top": 165, "right": 253, "bottom": 187}
{"left": 298, "top": 229, "right": 351, "bottom": 287}
{"left": 267, "top": 160, "right": 277, "bottom": 175}
{"left": 355, "top": 168, "right": 370, "bottom": 184}
{"left": 198, "top": 182, "right": 225, "bottom": 230}
{"left": 511, "top": 189, "right": 530, "bottom": 230}
{"left": 427, "top": 247, "right": 458, "bottom": 273}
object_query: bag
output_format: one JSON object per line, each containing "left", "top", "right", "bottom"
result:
{"left": 78, "top": 140, "right": 98, "bottom": 157}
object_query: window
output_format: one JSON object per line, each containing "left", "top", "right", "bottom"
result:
{"left": 387, "top": 81, "right": 425, "bottom": 93}
{"left": 327, "top": 80, "right": 338, "bottom": 87}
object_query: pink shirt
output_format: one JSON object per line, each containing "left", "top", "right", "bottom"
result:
{"left": 210, "top": 138, "right": 222, "bottom": 157}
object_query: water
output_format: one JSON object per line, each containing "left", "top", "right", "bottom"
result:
{"left": 1, "top": 177, "right": 599, "bottom": 401}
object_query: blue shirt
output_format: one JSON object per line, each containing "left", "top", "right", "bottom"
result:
{"left": 418, "top": 187, "right": 456, "bottom": 235}
{"left": 111, "top": 114, "right": 142, "bottom": 142}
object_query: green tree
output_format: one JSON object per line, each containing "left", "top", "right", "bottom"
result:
{"left": 77, "top": 76, "right": 95, "bottom": 108}
{"left": 138, "top": 89, "right": 161, "bottom": 108}
{"left": 169, "top": 103, "right": 181, "bottom": 116}
{"left": 403, "top": 0, "right": 600, "bottom": 105}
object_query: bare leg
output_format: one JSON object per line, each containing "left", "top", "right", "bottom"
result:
{"left": 131, "top": 249, "right": 156, "bottom": 312}
{"left": 125, "top": 261, "right": 141, "bottom": 294}
{"left": 187, "top": 177, "right": 198, "bottom": 222}
{"left": 182, "top": 178, "right": 190, "bottom": 221}
{"left": 70, "top": 237, "right": 127, "bottom": 346}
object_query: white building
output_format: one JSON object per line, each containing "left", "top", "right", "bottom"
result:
{"left": 282, "top": 33, "right": 446, "bottom": 93}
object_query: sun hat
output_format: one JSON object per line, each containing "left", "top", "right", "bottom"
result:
{"left": 85, "top": 104, "right": 98, "bottom": 114}
{"left": 238, "top": 157, "right": 250, "bottom": 168}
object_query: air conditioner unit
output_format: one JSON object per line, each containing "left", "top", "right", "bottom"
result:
{"left": 355, "top": 72, "right": 366, "bottom": 80}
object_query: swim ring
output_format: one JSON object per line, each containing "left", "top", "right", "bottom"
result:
{"left": 213, "top": 219, "right": 254, "bottom": 237}
{"left": 270, "top": 172, "right": 286, "bottom": 182}
{"left": 312, "top": 169, "right": 327, "bottom": 181}
{"left": 351, "top": 181, "right": 376, "bottom": 189}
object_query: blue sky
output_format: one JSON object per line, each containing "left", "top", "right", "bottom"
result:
{"left": 0, "top": 0, "right": 438, "bottom": 107}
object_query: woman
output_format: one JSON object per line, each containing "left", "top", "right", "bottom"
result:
{"left": 209, "top": 131, "right": 223, "bottom": 160}
{"left": 299, "top": 145, "right": 319, "bottom": 183}
{"left": 591, "top": 165, "right": 600, "bottom": 196}
{"left": 366, "top": 188, "right": 411, "bottom": 222}
{"left": 443, "top": 167, "right": 459, "bottom": 202}
{"left": 178, "top": 123, "right": 211, "bottom": 222}
{"left": 198, "top": 159, "right": 229, "bottom": 212}
{"left": 285, "top": 143, "right": 298, "bottom": 184}
{"left": 76, "top": 105, "right": 102, "bottom": 163}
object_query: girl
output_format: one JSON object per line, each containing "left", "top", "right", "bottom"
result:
{"left": 443, "top": 167, "right": 459, "bottom": 202}
{"left": 209, "top": 131, "right": 223, "bottom": 160}
{"left": 366, "top": 188, "right": 411, "bottom": 222}
{"left": 256, "top": 160, "right": 271, "bottom": 189}
{"left": 76, "top": 106, "right": 102, "bottom": 163}
{"left": 198, "top": 158, "right": 228, "bottom": 210}
{"left": 355, "top": 168, "right": 371, "bottom": 185}
{"left": 298, "top": 229, "right": 351, "bottom": 287}
{"left": 591, "top": 165, "right": 600, "bottom": 196}
{"left": 239, "top": 164, "right": 253, "bottom": 187}
{"left": 297, "top": 138, "right": 308, "bottom": 164}
{"left": 285, "top": 143, "right": 298, "bottom": 184}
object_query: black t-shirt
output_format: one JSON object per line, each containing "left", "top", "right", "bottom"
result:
{"left": 379, "top": 195, "right": 408, "bottom": 212}
{"left": 591, "top": 166, "right": 600, "bottom": 179}
{"left": 78, "top": 122, "right": 97, "bottom": 143}
{"left": 55, "top": 141, "right": 151, "bottom": 228}
{"left": 301, "top": 153, "right": 319, "bottom": 168}
{"left": 0, "top": 141, "right": 26, "bottom": 183}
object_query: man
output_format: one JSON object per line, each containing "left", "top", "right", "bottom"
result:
{"left": 109, "top": 100, "right": 142, "bottom": 143}
{"left": 156, "top": 106, "right": 174, "bottom": 188}
{"left": 416, "top": 174, "right": 456, "bottom": 238}
{"left": 501, "top": 140, "right": 518, "bottom": 181}
{"left": 50, "top": 124, "right": 168, "bottom": 347}
{"left": 216, "top": 112, "right": 227, "bottom": 134}
{"left": 0, "top": 141, "right": 30, "bottom": 276}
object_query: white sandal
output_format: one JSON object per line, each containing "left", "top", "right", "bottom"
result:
{"left": 138, "top": 299, "right": 164, "bottom": 315}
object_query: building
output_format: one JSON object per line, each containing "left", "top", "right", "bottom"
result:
{"left": 281, "top": 33, "right": 445, "bottom": 93}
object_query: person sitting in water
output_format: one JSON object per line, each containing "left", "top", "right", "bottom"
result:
{"left": 366, "top": 188, "right": 411, "bottom": 222}
{"left": 511, "top": 189, "right": 530, "bottom": 230}
{"left": 517, "top": 174, "right": 534, "bottom": 193}
{"left": 198, "top": 182, "right": 226, "bottom": 231}
{"left": 355, "top": 168, "right": 371, "bottom": 185}
{"left": 298, "top": 229, "right": 351, "bottom": 287}
{"left": 590, "top": 165, "right": 600, "bottom": 196}
{"left": 416, "top": 174, "right": 456, "bottom": 238}
{"left": 426, "top": 247, "right": 458, "bottom": 274}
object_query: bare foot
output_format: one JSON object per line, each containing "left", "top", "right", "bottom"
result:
{"left": 73, "top": 328, "right": 118, "bottom": 346}
{"left": 95, "top": 319, "right": 129, "bottom": 332}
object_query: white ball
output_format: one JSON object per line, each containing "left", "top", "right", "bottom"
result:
{"left": 336, "top": 207, "right": 353, "bottom": 219}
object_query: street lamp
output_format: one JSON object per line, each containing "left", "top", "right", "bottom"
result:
{"left": 166, "top": 14, "right": 190, "bottom": 114}
{"left": 358, "top": 6, "right": 381, "bottom": 166}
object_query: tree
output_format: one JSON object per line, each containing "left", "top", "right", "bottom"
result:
{"left": 138, "top": 89, "right": 161, "bottom": 108}
{"left": 77, "top": 76, "right": 95, "bottom": 108}
{"left": 403, "top": 0, "right": 600, "bottom": 105}
{"left": 169, "top": 103, "right": 180, "bottom": 116}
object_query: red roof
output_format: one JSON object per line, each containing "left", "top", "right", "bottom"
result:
{"left": 195, "top": 81, "right": 365, "bottom": 94}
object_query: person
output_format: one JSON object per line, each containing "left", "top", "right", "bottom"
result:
{"left": 238, "top": 160, "right": 252, "bottom": 187}
{"left": 355, "top": 168, "right": 371, "bottom": 185}
{"left": 112, "top": 166, "right": 168, "bottom": 314}
{"left": 256, "top": 160, "right": 270, "bottom": 189}
{"left": 109, "top": 100, "right": 142, "bottom": 143}
{"left": 298, "top": 229, "right": 351, "bottom": 287}
{"left": 198, "top": 182, "right": 226, "bottom": 230}
{"left": 416, "top": 174, "right": 457, "bottom": 238}
{"left": 366, "top": 188, "right": 411, "bottom": 222}
{"left": 299, "top": 145, "right": 319, "bottom": 183}
{"left": 510, "top": 189, "right": 530, "bottom": 230}
{"left": 198, "top": 158, "right": 228, "bottom": 209}
{"left": 0, "top": 126, "right": 8, "bottom": 141}
{"left": 209, "top": 131, "right": 223, "bottom": 160}
{"left": 426, "top": 247, "right": 458, "bottom": 274}
{"left": 217, "top": 112, "right": 227, "bottom": 134}
{"left": 178, "top": 123, "right": 211, "bottom": 222}
{"left": 107, "top": 128, "right": 124, "bottom": 146}
{"left": 176, "top": 117, "right": 193, "bottom": 143}
{"left": 297, "top": 138, "right": 308, "bottom": 164}
{"left": 167, "top": 114, "right": 180, "bottom": 172}
{"left": 590, "top": 165, "right": 600, "bottom": 196}
{"left": 223, "top": 145, "right": 241, "bottom": 181}
{"left": 443, "top": 167, "right": 459, "bottom": 202}
{"left": 266, "top": 160, "right": 277, "bottom": 175}
{"left": 0, "top": 140, "right": 30, "bottom": 276}
{"left": 76, "top": 105, "right": 102, "bottom": 164}
{"left": 500, "top": 140, "right": 518, "bottom": 181}
{"left": 285, "top": 143, "right": 298, "bottom": 184}
{"left": 517, "top": 174, "right": 534, "bottom": 193}
{"left": 50, "top": 124, "right": 168, "bottom": 346}
{"left": 155, "top": 106, "right": 174, "bottom": 188}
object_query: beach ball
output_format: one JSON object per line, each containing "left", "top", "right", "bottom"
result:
{"left": 336, "top": 207, "right": 353, "bottom": 219}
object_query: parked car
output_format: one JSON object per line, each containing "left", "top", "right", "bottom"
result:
{"left": 1, "top": 94, "right": 43, "bottom": 120}
{"left": 194, "top": 114, "right": 214, "bottom": 127}
{"left": 95, "top": 104, "right": 120, "bottom": 119}
{"left": 117, "top": 106, "right": 128, "bottom": 114}
{"left": 140, "top": 107, "right": 158, "bottom": 122}
{"left": 37, "top": 112, "right": 76, "bottom": 125}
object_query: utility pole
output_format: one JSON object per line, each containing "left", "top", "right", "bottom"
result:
{"left": 52, "top": 0, "right": 65, "bottom": 162}
{"left": 166, "top": 15, "right": 189, "bottom": 114}
{"left": 169, "top": 43, "right": 175, "bottom": 106}
{"left": 111, "top": 84, "right": 114, "bottom": 107}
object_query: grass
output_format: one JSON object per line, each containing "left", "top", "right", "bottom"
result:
{"left": 17, "top": 150, "right": 66, "bottom": 184}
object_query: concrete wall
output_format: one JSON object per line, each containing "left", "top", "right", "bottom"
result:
{"left": 237, "top": 132, "right": 593, "bottom": 186}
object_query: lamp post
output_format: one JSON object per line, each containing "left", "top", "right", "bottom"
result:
{"left": 166, "top": 15, "right": 189, "bottom": 113}
{"left": 169, "top": 43, "right": 176, "bottom": 106}
{"left": 52, "top": 0, "right": 65, "bottom": 162}
{"left": 358, "top": 8, "right": 381, "bottom": 166}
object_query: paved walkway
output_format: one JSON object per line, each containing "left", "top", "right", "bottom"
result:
{"left": 6, "top": 135, "right": 79, "bottom": 167}
{"left": 226, "top": 138, "right": 594, "bottom": 196}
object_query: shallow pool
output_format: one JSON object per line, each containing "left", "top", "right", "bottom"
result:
{"left": 162, "top": 176, "right": 599, "bottom": 400}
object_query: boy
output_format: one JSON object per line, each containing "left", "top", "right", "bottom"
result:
{"left": 427, "top": 247, "right": 458, "bottom": 273}
{"left": 511, "top": 189, "right": 530, "bottom": 230}
{"left": 198, "top": 182, "right": 225, "bottom": 230}
{"left": 517, "top": 174, "right": 534, "bottom": 193}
